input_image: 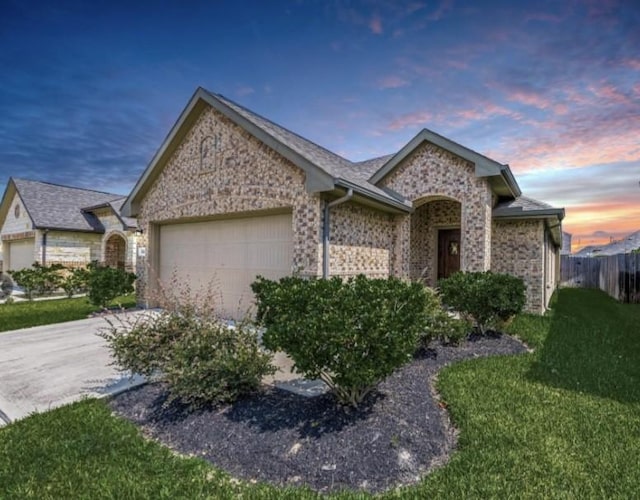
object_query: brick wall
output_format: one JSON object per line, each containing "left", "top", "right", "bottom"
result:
{"left": 328, "top": 201, "right": 394, "bottom": 278}
{"left": 491, "top": 219, "right": 545, "bottom": 313}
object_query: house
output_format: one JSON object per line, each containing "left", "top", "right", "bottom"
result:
{"left": 574, "top": 230, "right": 640, "bottom": 256}
{"left": 123, "top": 87, "right": 564, "bottom": 318}
{"left": 0, "top": 178, "right": 138, "bottom": 273}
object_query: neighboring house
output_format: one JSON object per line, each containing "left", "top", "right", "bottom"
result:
{"left": 0, "top": 178, "right": 138, "bottom": 272}
{"left": 574, "top": 230, "right": 640, "bottom": 256}
{"left": 123, "top": 87, "right": 564, "bottom": 318}
{"left": 561, "top": 231, "right": 572, "bottom": 255}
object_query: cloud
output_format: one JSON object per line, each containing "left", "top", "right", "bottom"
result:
{"left": 377, "top": 75, "right": 409, "bottom": 89}
{"left": 369, "top": 14, "right": 383, "bottom": 34}
{"left": 387, "top": 110, "right": 434, "bottom": 131}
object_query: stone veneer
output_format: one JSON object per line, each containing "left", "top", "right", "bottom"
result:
{"left": 491, "top": 219, "right": 545, "bottom": 313}
{"left": 379, "top": 141, "right": 493, "bottom": 278}
{"left": 328, "top": 202, "right": 395, "bottom": 278}
{"left": 135, "top": 105, "right": 322, "bottom": 301}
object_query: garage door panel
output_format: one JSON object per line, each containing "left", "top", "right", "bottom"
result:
{"left": 8, "top": 239, "right": 35, "bottom": 271}
{"left": 158, "top": 213, "right": 293, "bottom": 319}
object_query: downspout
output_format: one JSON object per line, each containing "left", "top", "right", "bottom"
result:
{"left": 322, "top": 188, "right": 353, "bottom": 278}
{"left": 41, "top": 229, "right": 48, "bottom": 266}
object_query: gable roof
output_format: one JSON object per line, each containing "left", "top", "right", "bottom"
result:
{"left": 0, "top": 178, "right": 125, "bottom": 233}
{"left": 368, "top": 128, "right": 521, "bottom": 198}
{"left": 123, "top": 87, "right": 540, "bottom": 218}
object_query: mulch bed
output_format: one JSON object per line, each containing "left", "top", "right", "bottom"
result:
{"left": 110, "top": 333, "right": 528, "bottom": 494}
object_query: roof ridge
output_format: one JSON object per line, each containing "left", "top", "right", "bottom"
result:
{"left": 12, "top": 177, "right": 122, "bottom": 198}
{"left": 209, "top": 90, "right": 354, "bottom": 167}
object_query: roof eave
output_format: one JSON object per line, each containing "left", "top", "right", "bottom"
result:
{"left": 334, "top": 179, "right": 412, "bottom": 214}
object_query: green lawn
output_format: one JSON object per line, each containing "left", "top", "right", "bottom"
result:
{"left": 0, "top": 295, "right": 137, "bottom": 332}
{"left": 1, "top": 288, "right": 638, "bottom": 498}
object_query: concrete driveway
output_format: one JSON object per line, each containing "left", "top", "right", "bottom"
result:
{"left": 0, "top": 314, "right": 146, "bottom": 426}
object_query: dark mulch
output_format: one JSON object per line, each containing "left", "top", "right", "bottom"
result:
{"left": 110, "top": 333, "right": 528, "bottom": 494}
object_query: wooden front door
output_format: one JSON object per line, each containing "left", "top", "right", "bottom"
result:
{"left": 438, "top": 229, "right": 461, "bottom": 280}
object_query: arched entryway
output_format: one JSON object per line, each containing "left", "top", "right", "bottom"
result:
{"left": 104, "top": 233, "right": 126, "bottom": 270}
{"left": 410, "top": 196, "right": 462, "bottom": 285}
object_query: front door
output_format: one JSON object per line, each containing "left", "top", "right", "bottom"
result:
{"left": 437, "top": 229, "right": 461, "bottom": 280}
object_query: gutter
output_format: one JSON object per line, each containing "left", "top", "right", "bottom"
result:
{"left": 322, "top": 189, "right": 353, "bottom": 278}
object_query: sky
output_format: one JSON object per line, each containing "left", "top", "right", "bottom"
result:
{"left": 1, "top": 0, "right": 638, "bottom": 251}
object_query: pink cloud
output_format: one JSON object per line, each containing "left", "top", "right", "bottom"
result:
{"left": 369, "top": 14, "right": 383, "bottom": 34}
{"left": 622, "top": 59, "right": 640, "bottom": 70}
{"left": 377, "top": 75, "right": 410, "bottom": 89}
{"left": 589, "top": 83, "right": 632, "bottom": 105}
{"left": 388, "top": 110, "right": 434, "bottom": 130}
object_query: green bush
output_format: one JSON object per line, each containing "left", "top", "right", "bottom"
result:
{"left": 9, "top": 263, "right": 65, "bottom": 299}
{"left": 425, "top": 309, "right": 471, "bottom": 346}
{"left": 100, "top": 301, "right": 275, "bottom": 408}
{"left": 252, "top": 275, "right": 430, "bottom": 407}
{"left": 61, "top": 267, "right": 90, "bottom": 298}
{"left": 438, "top": 271, "right": 526, "bottom": 334}
{"left": 87, "top": 262, "right": 136, "bottom": 308}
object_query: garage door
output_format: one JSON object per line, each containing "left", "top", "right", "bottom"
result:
{"left": 8, "top": 239, "right": 35, "bottom": 271}
{"left": 158, "top": 213, "right": 293, "bottom": 320}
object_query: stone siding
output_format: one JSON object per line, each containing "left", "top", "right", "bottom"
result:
{"left": 379, "top": 142, "right": 493, "bottom": 277}
{"left": 328, "top": 201, "right": 394, "bottom": 278}
{"left": 136, "top": 105, "right": 322, "bottom": 301}
{"left": 38, "top": 230, "right": 102, "bottom": 268}
{"left": 1, "top": 193, "right": 32, "bottom": 236}
{"left": 491, "top": 219, "right": 544, "bottom": 313}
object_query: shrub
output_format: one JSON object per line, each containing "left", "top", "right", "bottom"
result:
{"left": 0, "top": 273, "right": 13, "bottom": 300}
{"left": 425, "top": 309, "right": 471, "bottom": 346}
{"left": 99, "top": 290, "right": 275, "bottom": 408}
{"left": 438, "top": 271, "right": 526, "bottom": 334}
{"left": 86, "top": 261, "right": 136, "bottom": 308}
{"left": 9, "top": 263, "right": 65, "bottom": 299}
{"left": 61, "top": 267, "right": 90, "bottom": 298}
{"left": 252, "top": 275, "right": 430, "bottom": 407}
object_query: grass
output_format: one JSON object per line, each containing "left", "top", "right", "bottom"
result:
{"left": 0, "top": 294, "right": 137, "bottom": 332}
{"left": 0, "top": 288, "right": 639, "bottom": 498}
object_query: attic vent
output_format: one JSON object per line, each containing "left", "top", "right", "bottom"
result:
{"left": 14, "top": 204, "right": 20, "bottom": 218}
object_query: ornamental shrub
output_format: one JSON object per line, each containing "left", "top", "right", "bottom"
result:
{"left": 99, "top": 287, "right": 276, "bottom": 408}
{"left": 438, "top": 271, "right": 526, "bottom": 334}
{"left": 252, "top": 275, "right": 430, "bottom": 407}
{"left": 9, "top": 263, "right": 66, "bottom": 299}
{"left": 86, "top": 261, "right": 136, "bottom": 308}
{"left": 61, "top": 267, "right": 90, "bottom": 298}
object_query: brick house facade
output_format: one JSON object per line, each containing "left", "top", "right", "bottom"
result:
{"left": 124, "top": 88, "right": 564, "bottom": 316}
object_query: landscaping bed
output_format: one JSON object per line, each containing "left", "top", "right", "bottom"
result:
{"left": 110, "top": 333, "right": 528, "bottom": 494}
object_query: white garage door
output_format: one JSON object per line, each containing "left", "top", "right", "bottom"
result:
{"left": 158, "top": 213, "right": 293, "bottom": 320}
{"left": 8, "top": 239, "right": 35, "bottom": 271}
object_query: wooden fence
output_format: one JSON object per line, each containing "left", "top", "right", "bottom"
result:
{"left": 561, "top": 253, "right": 640, "bottom": 303}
